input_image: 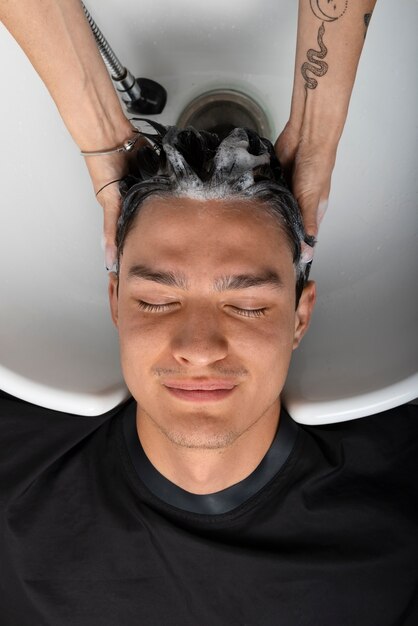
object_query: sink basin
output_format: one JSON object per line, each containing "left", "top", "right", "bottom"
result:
{"left": 0, "top": 0, "right": 416, "bottom": 421}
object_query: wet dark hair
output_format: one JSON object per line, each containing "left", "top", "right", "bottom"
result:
{"left": 117, "top": 120, "right": 314, "bottom": 304}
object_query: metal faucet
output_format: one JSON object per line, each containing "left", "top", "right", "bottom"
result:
{"left": 81, "top": 2, "right": 167, "bottom": 115}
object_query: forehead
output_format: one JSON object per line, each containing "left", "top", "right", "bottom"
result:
{"left": 121, "top": 196, "right": 294, "bottom": 275}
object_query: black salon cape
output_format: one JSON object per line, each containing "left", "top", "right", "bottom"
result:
{"left": 0, "top": 389, "right": 417, "bottom": 626}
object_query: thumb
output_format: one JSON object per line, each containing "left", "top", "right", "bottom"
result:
{"left": 296, "top": 190, "right": 321, "bottom": 239}
{"left": 97, "top": 185, "right": 122, "bottom": 271}
{"left": 296, "top": 195, "right": 329, "bottom": 263}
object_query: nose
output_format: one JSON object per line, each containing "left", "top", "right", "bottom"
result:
{"left": 170, "top": 304, "right": 228, "bottom": 367}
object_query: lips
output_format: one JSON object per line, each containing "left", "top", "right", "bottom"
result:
{"left": 162, "top": 379, "right": 238, "bottom": 402}
{"left": 163, "top": 380, "right": 237, "bottom": 391}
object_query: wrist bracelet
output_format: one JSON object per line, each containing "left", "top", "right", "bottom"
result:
{"left": 81, "top": 132, "right": 140, "bottom": 157}
{"left": 95, "top": 179, "right": 123, "bottom": 197}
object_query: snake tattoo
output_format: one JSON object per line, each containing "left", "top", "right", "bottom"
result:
{"left": 301, "top": 22, "right": 328, "bottom": 90}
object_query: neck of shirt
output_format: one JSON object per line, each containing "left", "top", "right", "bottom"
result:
{"left": 122, "top": 401, "right": 300, "bottom": 515}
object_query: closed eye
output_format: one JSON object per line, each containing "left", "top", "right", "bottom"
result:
{"left": 230, "top": 306, "right": 267, "bottom": 318}
{"left": 137, "top": 300, "right": 267, "bottom": 317}
{"left": 137, "top": 300, "right": 174, "bottom": 312}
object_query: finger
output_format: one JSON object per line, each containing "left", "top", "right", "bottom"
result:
{"left": 294, "top": 195, "right": 320, "bottom": 264}
{"left": 104, "top": 244, "right": 117, "bottom": 273}
{"left": 317, "top": 199, "right": 329, "bottom": 227}
{"left": 301, "top": 241, "right": 315, "bottom": 264}
{"left": 100, "top": 234, "right": 117, "bottom": 272}
{"left": 274, "top": 134, "right": 298, "bottom": 187}
{"left": 98, "top": 188, "right": 122, "bottom": 271}
{"left": 103, "top": 213, "right": 118, "bottom": 271}
{"left": 299, "top": 197, "right": 330, "bottom": 264}
{"left": 300, "top": 204, "right": 319, "bottom": 243}
{"left": 303, "top": 197, "right": 329, "bottom": 243}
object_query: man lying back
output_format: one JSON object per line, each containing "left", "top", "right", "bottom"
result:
{"left": 1, "top": 124, "right": 417, "bottom": 626}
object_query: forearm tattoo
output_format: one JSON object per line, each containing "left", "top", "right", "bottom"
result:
{"left": 301, "top": 22, "right": 328, "bottom": 90}
{"left": 301, "top": 0, "right": 349, "bottom": 91}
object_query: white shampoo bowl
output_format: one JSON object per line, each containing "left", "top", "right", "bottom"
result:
{"left": 0, "top": 0, "right": 417, "bottom": 422}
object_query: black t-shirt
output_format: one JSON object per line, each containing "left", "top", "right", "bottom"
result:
{"left": 0, "top": 389, "right": 417, "bottom": 626}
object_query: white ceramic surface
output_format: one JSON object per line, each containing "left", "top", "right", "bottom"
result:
{"left": 0, "top": 0, "right": 417, "bottom": 421}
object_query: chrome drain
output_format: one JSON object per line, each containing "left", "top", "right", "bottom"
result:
{"left": 177, "top": 89, "right": 271, "bottom": 140}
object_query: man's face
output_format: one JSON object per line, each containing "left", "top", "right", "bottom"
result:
{"left": 109, "top": 196, "right": 315, "bottom": 449}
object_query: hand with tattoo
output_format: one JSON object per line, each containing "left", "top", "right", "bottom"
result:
{"left": 276, "top": 0, "right": 376, "bottom": 260}
{"left": 275, "top": 122, "right": 334, "bottom": 261}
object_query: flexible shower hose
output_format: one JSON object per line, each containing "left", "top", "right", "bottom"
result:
{"left": 81, "top": 1, "right": 125, "bottom": 79}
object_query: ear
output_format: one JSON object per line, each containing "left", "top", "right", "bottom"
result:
{"left": 108, "top": 272, "right": 119, "bottom": 328}
{"left": 293, "top": 281, "right": 316, "bottom": 349}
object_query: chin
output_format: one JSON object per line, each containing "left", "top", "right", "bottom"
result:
{"left": 162, "top": 424, "right": 239, "bottom": 450}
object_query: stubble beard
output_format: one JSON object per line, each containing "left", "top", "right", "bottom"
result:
{"left": 142, "top": 405, "right": 240, "bottom": 450}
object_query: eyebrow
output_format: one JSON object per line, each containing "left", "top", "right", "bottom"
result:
{"left": 127, "top": 264, "right": 283, "bottom": 292}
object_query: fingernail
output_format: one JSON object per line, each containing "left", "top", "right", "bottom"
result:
{"left": 317, "top": 199, "right": 329, "bottom": 226}
{"left": 105, "top": 245, "right": 117, "bottom": 272}
{"left": 301, "top": 241, "right": 315, "bottom": 264}
{"left": 105, "top": 261, "right": 118, "bottom": 274}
